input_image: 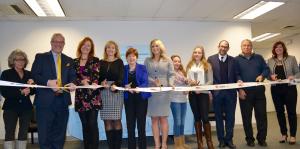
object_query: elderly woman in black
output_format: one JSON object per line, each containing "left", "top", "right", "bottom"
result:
{"left": 1, "top": 49, "right": 35, "bottom": 149}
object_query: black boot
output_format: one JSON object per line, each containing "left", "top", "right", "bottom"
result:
{"left": 106, "top": 130, "right": 115, "bottom": 149}
{"left": 114, "top": 129, "right": 123, "bottom": 149}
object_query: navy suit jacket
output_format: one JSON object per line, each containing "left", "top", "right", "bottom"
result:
{"left": 123, "top": 63, "right": 151, "bottom": 100}
{"left": 31, "top": 51, "right": 76, "bottom": 108}
{"left": 207, "top": 54, "right": 238, "bottom": 97}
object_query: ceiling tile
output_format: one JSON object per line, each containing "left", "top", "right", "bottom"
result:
{"left": 155, "top": 0, "right": 196, "bottom": 18}
{"left": 127, "top": 0, "right": 164, "bottom": 17}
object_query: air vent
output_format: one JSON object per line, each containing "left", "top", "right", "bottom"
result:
{"left": 10, "top": 5, "right": 24, "bottom": 14}
{"left": 282, "top": 25, "right": 295, "bottom": 29}
{"left": 0, "top": 3, "right": 35, "bottom": 16}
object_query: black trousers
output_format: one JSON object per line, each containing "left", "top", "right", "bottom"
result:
{"left": 239, "top": 86, "right": 267, "bottom": 142}
{"left": 78, "top": 109, "right": 99, "bottom": 149}
{"left": 189, "top": 92, "right": 210, "bottom": 124}
{"left": 3, "top": 109, "right": 32, "bottom": 141}
{"left": 271, "top": 85, "right": 297, "bottom": 137}
{"left": 124, "top": 93, "right": 148, "bottom": 149}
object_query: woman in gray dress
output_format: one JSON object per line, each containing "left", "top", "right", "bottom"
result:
{"left": 144, "top": 39, "right": 175, "bottom": 149}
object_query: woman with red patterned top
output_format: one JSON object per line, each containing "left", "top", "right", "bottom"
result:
{"left": 74, "top": 37, "right": 102, "bottom": 149}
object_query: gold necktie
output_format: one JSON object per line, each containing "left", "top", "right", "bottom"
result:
{"left": 57, "top": 54, "right": 62, "bottom": 87}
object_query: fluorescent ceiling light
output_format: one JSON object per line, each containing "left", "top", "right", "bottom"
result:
{"left": 234, "top": 1, "right": 284, "bottom": 19}
{"left": 24, "top": 0, "right": 46, "bottom": 16}
{"left": 252, "top": 33, "right": 281, "bottom": 42}
{"left": 45, "top": 0, "right": 65, "bottom": 17}
{"left": 24, "top": 0, "right": 65, "bottom": 17}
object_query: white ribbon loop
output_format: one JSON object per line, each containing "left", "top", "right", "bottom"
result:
{"left": 0, "top": 79, "right": 298, "bottom": 93}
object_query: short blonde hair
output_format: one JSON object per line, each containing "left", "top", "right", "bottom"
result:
{"left": 103, "top": 40, "right": 121, "bottom": 60}
{"left": 8, "top": 49, "right": 29, "bottom": 68}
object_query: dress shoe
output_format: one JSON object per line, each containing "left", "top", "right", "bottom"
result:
{"left": 225, "top": 142, "right": 236, "bottom": 149}
{"left": 246, "top": 141, "right": 255, "bottom": 147}
{"left": 258, "top": 140, "right": 267, "bottom": 147}
{"left": 279, "top": 135, "right": 287, "bottom": 143}
{"left": 289, "top": 137, "right": 296, "bottom": 145}
{"left": 218, "top": 142, "right": 226, "bottom": 148}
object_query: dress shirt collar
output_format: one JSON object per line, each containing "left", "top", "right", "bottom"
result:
{"left": 218, "top": 54, "right": 227, "bottom": 62}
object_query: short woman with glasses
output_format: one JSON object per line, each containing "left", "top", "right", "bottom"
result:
{"left": 1, "top": 49, "right": 35, "bottom": 149}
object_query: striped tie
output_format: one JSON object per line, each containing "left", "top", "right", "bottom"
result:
{"left": 57, "top": 54, "right": 62, "bottom": 87}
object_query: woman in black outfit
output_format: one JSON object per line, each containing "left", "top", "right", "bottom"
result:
{"left": 1, "top": 49, "right": 35, "bottom": 149}
{"left": 267, "top": 41, "right": 300, "bottom": 144}
{"left": 99, "top": 40, "right": 124, "bottom": 149}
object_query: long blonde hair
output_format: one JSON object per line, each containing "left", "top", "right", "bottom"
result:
{"left": 103, "top": 40, "right": 121, "bottom": 60}
{"left": 150, "top": 39, "right": 168, "bottom": 60}
{"left": 186, "top": 46, "right": 210, "bottom": 72}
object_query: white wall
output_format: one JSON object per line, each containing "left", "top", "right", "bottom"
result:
{"left": 0, "top": 20, "right": 251, "bottom": 139}
{"left": 0, "top": 21, "right": 251, "bottom": 70}
{"left": 256, "top": 34, "right": 300, "bottom": 114}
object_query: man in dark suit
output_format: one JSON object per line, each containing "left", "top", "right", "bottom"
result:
{"left": 207, "top": 40, "right": 238, "bottom": 149}
{"left": 31, "top": 33, "right": 76, "bottom": 149}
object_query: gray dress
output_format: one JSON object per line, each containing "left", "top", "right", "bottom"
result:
{"left": 144, "top": 57, "right": 175, "bottom": 116}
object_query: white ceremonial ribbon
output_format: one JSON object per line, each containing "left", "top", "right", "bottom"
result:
{"left": 0, "top": 79, "right": 299, "bottom": 93}
{"left": 0, "top": 80, "right": 103, "bottom": 89}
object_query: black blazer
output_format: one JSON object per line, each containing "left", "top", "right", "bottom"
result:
{"left": 207, "top": 54, "right": 239, "bottom": 96}
{"left": 0, "top": 68, "right": 34, "bottom": 111}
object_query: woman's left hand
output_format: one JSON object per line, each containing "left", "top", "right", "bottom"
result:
{"left": 288, "top": 75, "right": 295, "bottom": 80}
{"left": 128, "top": 89, "right": 135, "bottom": 94}
{"left": 111, "top": 84, "right": 117, "bottom": 92}
{"left": 91, "top": 83, "right": 98, "bottom": 90}
{"left": 21, "top": 88, "right": 30, "bottom": 96}
{"left": 133, "top": 87, "right": 140, "bottom": 93}
{"left": 65, "top": 83, "right": 76, "bottom": 92}
{"left": 171, "top": 85, "right": 175, "bottom": 90}
{"left": 27, "top": 79, "right": 34, "bottom": 85}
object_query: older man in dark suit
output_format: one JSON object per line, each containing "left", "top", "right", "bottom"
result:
{"left": 31, "top": 33, "right": 76, "bottom": 149}
{"left": 207, "top": 40, "right": 238, "bottom": 149}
